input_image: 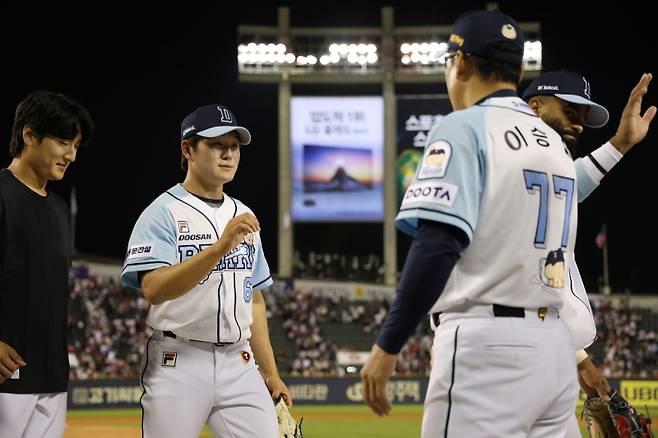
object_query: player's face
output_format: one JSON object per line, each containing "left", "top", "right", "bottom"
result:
{"left": 22, "top": 128, "right": 80, "bottom": 181}
{"left": 191, "top": 132, "right": 241, "bottom": 185}
{"left": 537, "top": 97, "right": 588, "bottom": 154}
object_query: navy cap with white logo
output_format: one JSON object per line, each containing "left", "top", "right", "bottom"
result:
{"left": 180, "top": 104, "right": 251, "bottom": 144}
{"left": 522, "top": 70, "right": 609, "bottom": 128}
{"left": 446, "top": 10, "right": 525, "bottom": 66}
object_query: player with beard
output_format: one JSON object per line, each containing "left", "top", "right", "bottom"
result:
{"left": 523, "top": 69, "right": 656, "bottom": 437}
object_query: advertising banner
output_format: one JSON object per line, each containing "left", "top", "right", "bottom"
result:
{"left": 291, "top": 97, "right": 384, "bottom": 222}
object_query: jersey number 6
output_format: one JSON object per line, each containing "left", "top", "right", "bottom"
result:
{"left": 243, "top": 277, "right": 253, "bottom": 302}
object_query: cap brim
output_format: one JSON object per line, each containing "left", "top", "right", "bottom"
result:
{"left": 433, "top": 46, "right": 449, "bottom": 62}
{"left": 554, "top": 94, "right": 610, "bottom": 128}
{"left": 196, "top": 126, "right": 252, "bottom": 145}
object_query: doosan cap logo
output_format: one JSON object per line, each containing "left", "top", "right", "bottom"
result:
{"left": 501, "top": 24, "right": 517, "bottom": 40}
{"left": 582, "top": 77, "right": 591, "bottom": 99}
{"left": 217, "top": 106, "right": 232, "bottom": 123}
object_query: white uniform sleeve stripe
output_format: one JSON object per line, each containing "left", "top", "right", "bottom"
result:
{"left": 398, "top": 207, "right": 474, "bottom": 238}
{"left": 591, "top": 141, "right": 623, "bottom": 169}
{"left": 580, "top": 142, "right": 622, "bottom": 182}
{"left": 252, "top": 276, "right": 272, "bottom": 289}
{"left": 580, "top": 156, "right": 605, "bottom": 182}
{"left": 122, "top": 260, "right": 172, "bottom": 273}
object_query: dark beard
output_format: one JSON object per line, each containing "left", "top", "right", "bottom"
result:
{"left": 544, "top": 117, "right": 579, "bottom": 156}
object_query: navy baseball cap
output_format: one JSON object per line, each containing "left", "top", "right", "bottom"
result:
{"left": 180, "top": 104, "right": 251, "bottom": 144}
{"left": 447, "top": 10, "right": 525, "bottom": 66}
{"left": 522, "top": 70, "right": 609, "bottom": 128}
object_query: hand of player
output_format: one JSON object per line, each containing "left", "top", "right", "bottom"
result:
{"left": 216, "top": 212, "right": 260, "bottom": 254}
{"left": 0, "top": 340, "right": 26, "bottom": 384}
{"left": 610, "top": 73, "right": 657, "bottom": 154}
{"left": 360, "top": 344, "right": 397, "bottom": 417}
{"left": 578, "top": 356, "right": 612, "bottom": 400}
{"left": 265, "top": 374, "right": 293, "bottom": 407}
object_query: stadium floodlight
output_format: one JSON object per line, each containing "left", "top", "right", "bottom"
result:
{"left": 237, "top": 36, "right": 382, "bottom": 75}
{"left": 396, "top": 35, "right": 541, "bottom": 73}
{"left": 238, "top": 27, "right": 542, "bottom": 78}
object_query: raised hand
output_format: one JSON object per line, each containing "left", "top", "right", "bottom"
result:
{"left": 610, "top": 73, "right": 657, "bottom": 154}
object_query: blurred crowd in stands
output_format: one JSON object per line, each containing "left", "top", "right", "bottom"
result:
{"left": 68, "top": 274, "right": 150, "bottom": 380}
{"left": 293, "top": 251, "right": 385, "bottom": 283}
{"left": 67, "top": 271, "right": 657, "bottom": 380}
{"left": 589, "top": 299, "right": 658, "bottom": 378}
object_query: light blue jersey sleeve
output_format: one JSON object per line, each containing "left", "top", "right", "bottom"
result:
{"left": 395, "top": 109, "right": 486, "bottom": 243}
{"left": 251, "top": 238, "right": 273, "bottom": 291}
{"left": 121, "top": 197, "right": 177, "bottom": 289}
{"left": 575, "top": 157, "right": 600, "bottom": 202}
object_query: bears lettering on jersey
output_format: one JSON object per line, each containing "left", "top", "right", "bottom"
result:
{"left": 218, "top": 242, "right": 256, "bottom": 270}
{"left": 178, "top": 240, "right": 256, "bottom": 284}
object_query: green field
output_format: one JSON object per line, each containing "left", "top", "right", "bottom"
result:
{"left": 66, "top": 405, "right": 658, "bottom": 437}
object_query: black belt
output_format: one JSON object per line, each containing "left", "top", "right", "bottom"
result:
{"left": 162, "top": 330, "right": 234, "bottom": 346}
{"left": 431, "top": 304, "right": 525, "bottom": 326}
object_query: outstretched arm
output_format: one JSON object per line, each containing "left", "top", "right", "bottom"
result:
{"left": 575, "top": 73, "right": 656, "bottom": 201}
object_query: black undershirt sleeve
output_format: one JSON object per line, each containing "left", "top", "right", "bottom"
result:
{"left": 375, "top": 220, "right": 469, "bottom": 354}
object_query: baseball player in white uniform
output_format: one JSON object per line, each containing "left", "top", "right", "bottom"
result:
{"left": 523, "top": 69, "right": 656, "bottom": 437}
{"left": 121, "top": 104, "right": 290, "bottom": 437}
{"left": 387, "top": 65, "right": 653, "bottom": 438}
{"left": 361, "top": 10, "right": 581, "bottom": 437}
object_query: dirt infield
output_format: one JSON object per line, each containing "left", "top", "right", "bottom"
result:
{"left": 65, "top": 415, "right": 141, "bottom": 438}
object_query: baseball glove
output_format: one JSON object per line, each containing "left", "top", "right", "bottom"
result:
{"left": 275, "top": 395, "right": 304, "bottom": 438}
{"left": 583, "top": 390, "right": 654, "bottom": 438}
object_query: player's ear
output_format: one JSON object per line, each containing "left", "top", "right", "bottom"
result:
{"left": 181, "top": 140, "right": 193, "bottom": 160}
{"left": 527, "top": 97, "right": 541, "bottom": 114}
{"left": 22, "top": 125, "right": 38, "bottom": 148}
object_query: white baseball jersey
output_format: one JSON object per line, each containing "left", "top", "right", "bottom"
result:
{"left": 561, "top": 143, "right": 621, "bottom": 350}
{"left": 121, "top": 184, "right": 273, "bottom": 343}
{"left": 397, "top": 95, "right": 578, "bottom": 312}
